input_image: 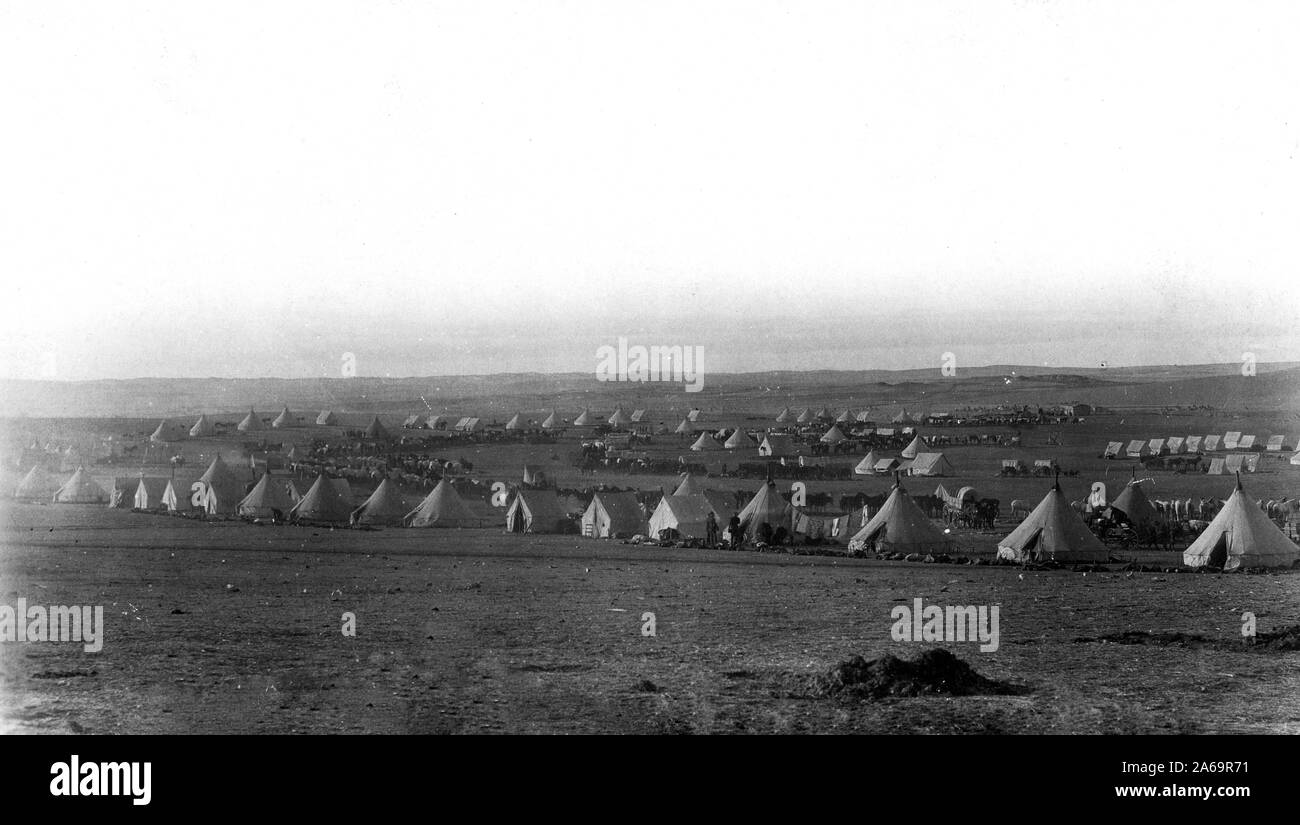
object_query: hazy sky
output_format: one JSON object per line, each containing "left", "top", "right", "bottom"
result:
{"left": 2, "top": 1, "right": 1297, "bottom": 379}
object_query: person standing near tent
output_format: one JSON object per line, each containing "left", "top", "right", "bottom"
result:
{"left": 728, "top": 512, "right": 742, "bottom": 550}
{"left": 706, "top": 511, "right": 718, "bottom": 545}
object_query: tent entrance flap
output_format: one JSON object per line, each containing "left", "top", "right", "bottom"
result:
{"left": 1208, "top": 531, "right": 1229, "bottom": 570}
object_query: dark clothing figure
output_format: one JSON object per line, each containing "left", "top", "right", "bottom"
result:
{"left": 705, "top": 512, "right": 719, "bottom": 545}
{"left": 757, "top": 521, "right": 773, "bottom": 545}
{"left": 728, "top": 514, "right": 742, "bottom": 549}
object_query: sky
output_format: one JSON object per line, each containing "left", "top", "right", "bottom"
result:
{"left": 1, "top": 1, "right": 1298, "bottom": 380}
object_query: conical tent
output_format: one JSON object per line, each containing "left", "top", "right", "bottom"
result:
{"left": 996, "top": 483, "right": 1109, "bottom": 564}
{"left": 836, "top": 409, "right": 856, "bottom": 423}
{"left": 689, "top": 432, "right": 721, "bottom": 451}
{"left": 237, "top": 408, "right": 263, "bottom": 431}
{"left": 820, "top": 425, "right": 847, "bottom": 445}
{"left": 504, "top": 489, "right": 567, "bottom": 533}
{"left": 53, "top": 468, "right": 107, "bottom": 503}
{"left": 504, "top": 413, "right": 523, "bottom": 430}
{"left": 582, "top": 491, "right": 644, "bottom": 538}
{"left": 892, "top": 408, "right": 916, "bottom": 424}
{"left": 608, "top": 407, "right": 631, "bottom": 426}
{"left": 572, "top": 408, "right": 593, "bottom": 426}
{"left": 238, "top": 473, "right": 297, "bottom": 519}
{"left": 197, "top": 455, "right": 247, "bottom": 515}
{"left": 189, "top": 414, "right": 216, "bottom": 437}
{"left": 854, "top": 451, "right": 885, "bottom": 475}
{"left": 404, "top": 479, "right": 479, "bottom": 527}
{"left": 648, "top": 494, "right": 723, "bottom": 539}
{"left": 723, "top": 427, "right": 756, "bottom": 449}
{"left": 674, "top": 418, "right": 695, "bottom": 435}
{"left": 1183, "top": 480, "right": 1300, "bottom": 570}
{"left": 316, "top": 410, "right": 338, "bottom": 426}
{"left": 1110, "top": 480, "right": 1159, "bottom": 526}
{"left": 540, "top": 411, "right": 559, "bottom": 430}
{"left": 14, "top": 465, "right": 60, "bottom": 499}
{"left": 349, "top": 478, "right": 411, "bottom": 526}
{"left": 796, "top": 408, "right": 815, "bottom": 424}
{"left": 736, "top": 482, "right": 792, "bottom": 539}
{"left": 847, "top": 483, "right": 953, "bottom": 554}
{"left": 674, "top": 473, "right": 706, "bottom": 496}
{"left": 271, "top": 406, "right": 293, "bottom": 428}
{"left": 290, "top": 475, "right": 354, "bottom": 524}
{"left": 364, "top": 416, "right": 390, "bottom": 440}
{"left": 774, "top": 407, "right": 792, "bottom": 423}
{"left": 150, "top": 420, "right": 186, "bottom": 442}
{"left": 901, "top": 434, "right": 927, "bottom": 459}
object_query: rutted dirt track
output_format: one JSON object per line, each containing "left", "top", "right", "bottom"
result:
{"left": 2, "top": 505, "right": 1299, "bottom": 734}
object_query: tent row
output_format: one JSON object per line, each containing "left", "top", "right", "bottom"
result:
{"left": 1108, "top": 433, "right": 1296, "bottom": 458}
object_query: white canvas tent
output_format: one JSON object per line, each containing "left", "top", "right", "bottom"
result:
{"left": 189, "top": 414, "right": 216, "bottom": 437}
{"left": 14, "top": 465, "right": 60, "bottom": 500}
{"left": 133, "top": 477, "right": 170, "bottom": 510}
{"left": 723, "top": 427, "right": 756, "bottom": 449}
{"left": 735, "top": 482, "right": 792, "bottom": 540}
{"left": 53, "top": 468, "right": 107, "bottom": 504}
{"left": 237, "top": 473, "right": 297, "bottom": 519}
{"left": 271, "top": 407, "right": 293, "bottom": 428}
{"left": 820, "top": 425, "right": 847, "bottom": 445}
{"left": 349, "top": 478, "right": 410, "bottom": 526}
{"left": 316, "top": 410, "right": 338, "bottom": 426}
{"left": 581, "top": 491, "right": 644, "bottom": 538}
{"left": 847, "top": 483, "right": 953, "bottom": 555}
{"left": 901, "top": 434, "right": 927, "bottom": 459}
{"left": 996, "top": 483, "right": 1109, "bottom": 564}
{"left": 289, "top": 475, "right": 354, "bottom": 524}
{"left": 647, "top": 493, "right": 727, "bottom": 540}
{"left": 404, "top": 479, "right": 481, "bottom": 528}
{"left": 907, "top": 452, "right": 954, "bottom": 477}
{"left": 504, "top": 489, "right": 567, "bottom": 533}
{"left": 237, "top": 408, "right": 263, "bottom": 432}
{"left": 1183, "top": 479, "right": 1299, "bottom": 570}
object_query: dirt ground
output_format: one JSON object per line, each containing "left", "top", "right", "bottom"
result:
{"left": 3, "top": 503, "right": 1298, "bottom": 734}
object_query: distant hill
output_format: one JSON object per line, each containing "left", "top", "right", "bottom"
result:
{"left": 0, "top": 363, "right": 1296, "bottom": 419}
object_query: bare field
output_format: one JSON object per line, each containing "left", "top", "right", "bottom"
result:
{"left": 2, "top": 503, "right": 1298, "bottom": 734}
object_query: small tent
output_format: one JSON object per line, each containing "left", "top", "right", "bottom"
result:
{"left": 540, "top": 411, "right": 559, "bottom": 430}
{"left": 674, "top": 418, "right": 695, "bottom": 435}
{"left": 736, "top": 481, "right": 792, "bottom": 540}
{"left": 608, "top": 407, "right": 631, "bottom": 427}
{"left": 237, "top": 408, "right": 263, "bottom": 432}
{"left": 195, "top": 455, "right": 248, "bottom": 516}
{"left": 820, "top": 425, "right": 847, "bottom": 446}
{"left": 316, "top": 410, "right": 338, "bottom": 426}
{"left": 1103, "top": 441, "right": 1124, "bottom": 458}
{"left": 836, "top": 409, "right": 856, "bottom": 424}
{"left": 760, "top": 434, "right": 795, "bottom": 457}
{"left": 673, "top": 473, "right": 706, "bottom": 497}
{"left": 504, "top": 489, "right": 568, "bottom": 533}
{"left": 189, "top": 414, "right": 217, "bottom": 437}
{"left": 53, "top": 468, "right": 107, "bottom": 504}
{"left": 238, "top": 473, "right": 298, "bottom": 520}
{"left": 774, "top": 407, "right": 792, "bottom": 424}
{"left": 582, "top": 491, "right": 644, "bottom": 538}
{"left": 364, "top": 416, "right": 390, "bottom": 440}
{"left": 572, "top": 408, "right": 593, "bottom": 427}
{"left": 271, "top": 406, "right": 293, "bottom": 428}
{"left": 404, "top": 479, "right": 480, "bottom": 528}
{"left": 907, "top": 453, "right": 954, "bottom": 477}
{"left": 847, "top": 482, "right": 953, "bottom": 555}
{"left": 1183, "top": 479, "right": 1299, "bottom": 570}
{"left": 1184, "top": 436, "right": 1203, "bottom": 453}
{"left": 901, "top": 434, "right": 927, "bottom": 459}
{"left": 1110, "top": 480, "right": 1159, "bottom": 526}
{"left": 14, "top": 465, "right": 60, "bottom": 500}
{"left": 854, "top": 451, "right": 885, "bottom": 475}
{"left": 996, "top": 482, "right": 1109, "bottom": 564}
{"left": 349, "top": 478, "right": 410, "bottom": 526}
{"left": 289, "top": 475, "right": 355, "bottom": 524}
{"left": 648, "top": 493, "right": 724, "bottom": 540}
{"left": 689, "top": 432, "right": 721, "bottom": 452}
{"left": 723, "top": 427, "right": 756, "bottom": 450}
{"left": 504, "top": 413, "right": 524, "bottom": 431}
{"left": 150, "top": 420, "right": 186, "bottom": 442}
{"left": 133, "top": 477, "right": 170, "bottom": 510}
{"left": 892, "top": 408, "right": 916, "bottom": 424}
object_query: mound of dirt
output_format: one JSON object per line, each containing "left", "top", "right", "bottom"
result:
{"left": 807, "top": 649, "right": 1025, "bottom": 700}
